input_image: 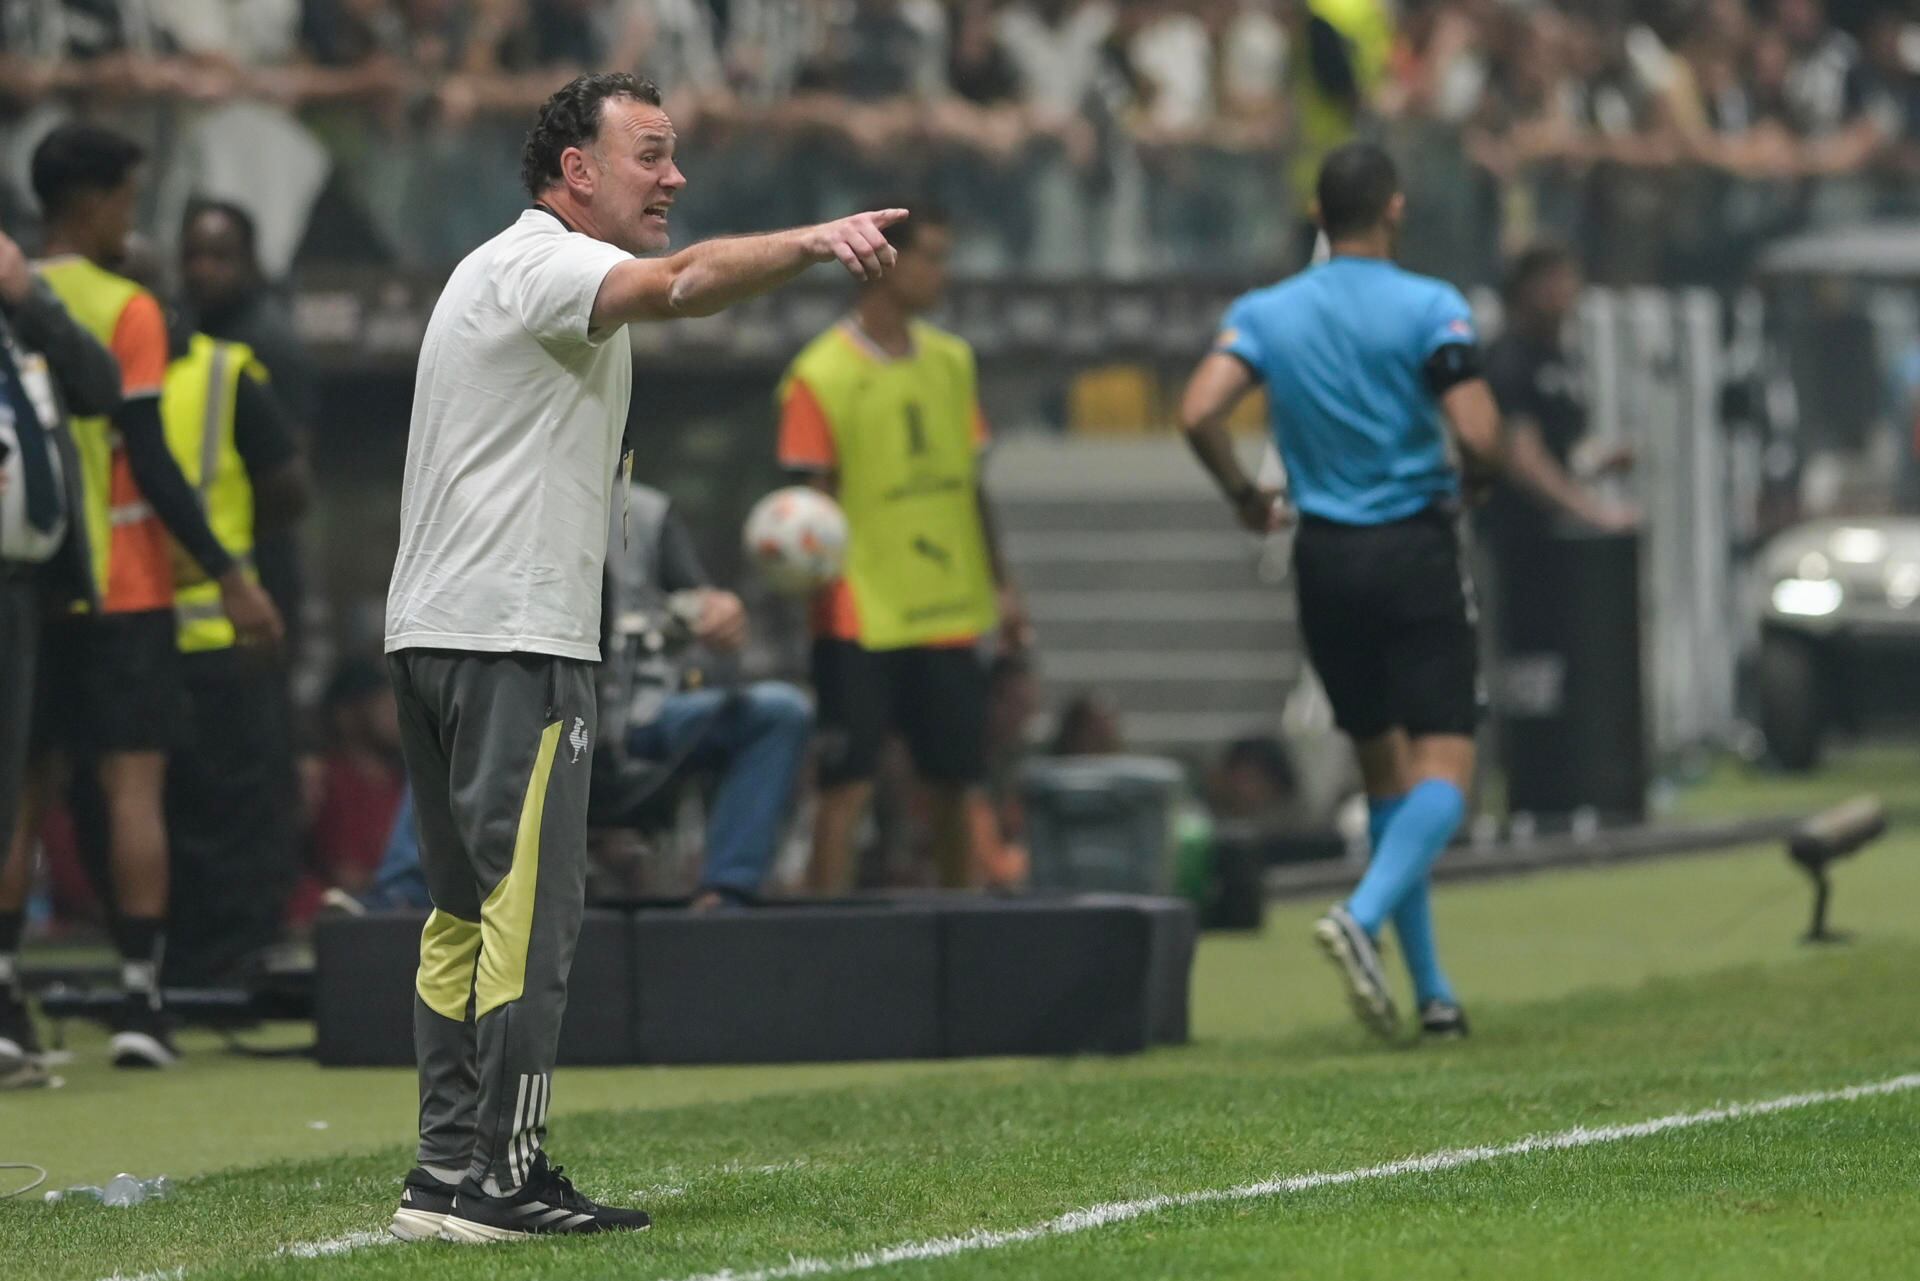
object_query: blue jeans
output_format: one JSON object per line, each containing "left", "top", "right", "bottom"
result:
{"left": 627, "top": 682, "right": 814, "bottom": 896}
{"left": 367, "top": 785, "right": 431, "bottom": 910}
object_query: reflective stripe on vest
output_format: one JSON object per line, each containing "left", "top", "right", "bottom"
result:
{"left": 162, "top": 336, "right": 257, "bottom": 654}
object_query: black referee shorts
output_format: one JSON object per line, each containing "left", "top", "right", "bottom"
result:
{"left": 1292, "top": 505, "right": 1483, "bottom": 742}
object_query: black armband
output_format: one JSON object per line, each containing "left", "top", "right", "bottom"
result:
{"left": 1423, "top": 342, "right": 1482, "bottom": 395}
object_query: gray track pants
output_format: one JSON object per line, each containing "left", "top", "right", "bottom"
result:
{"left": 387, "top": 648, "right": 596, "bottom": 1193}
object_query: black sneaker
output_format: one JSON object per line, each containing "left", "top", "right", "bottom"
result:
{"left": 390, "top": 1167, "right": 461, "bottom": 1241}
{"left": 1419, "top": 999, "right": 1470, "bottom": 1039}
{"left": 1312, "top": 904, "right": 1399, "bottom": 1040}
{"left": 441, "top": 1152, "right": 652, "bottom": 1242}
{"left": 110, "top": 994, "right": 179, "bottom": 1068}
{"left": 0, "top": 987, "right": 47, "bottom": 1087}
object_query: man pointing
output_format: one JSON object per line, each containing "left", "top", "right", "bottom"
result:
{"left": 383, "top": 71, "right": 904, "bottom": 1243}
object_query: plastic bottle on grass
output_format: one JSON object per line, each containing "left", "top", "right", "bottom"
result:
{"left": 46, "top": 1175, "right": 170, "bottom": 1207}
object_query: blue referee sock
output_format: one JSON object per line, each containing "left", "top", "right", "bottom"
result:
{"left": 1391, "top": 882, "right": 1456, "bottom": 1007}
{"left": 1365, "top": 796, "right": 1454, "bottom": 1005}
{"left": 1348, "top": 778, "right": 1466, "bottom": 939}
{"left": 1365, "top": 794, "right": 1406, "bottom": 860}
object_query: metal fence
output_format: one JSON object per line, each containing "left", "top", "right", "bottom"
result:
{"left": 1581, "top": 287, "right": 1742, "bottom": 762}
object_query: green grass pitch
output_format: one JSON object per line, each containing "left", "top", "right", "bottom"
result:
{"left": 5, "top": 749, "right": 1920, "bottom": 1280}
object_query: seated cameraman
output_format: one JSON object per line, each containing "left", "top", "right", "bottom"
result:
{"left": 597, "top": 484, "right": 813, "bottom": 909}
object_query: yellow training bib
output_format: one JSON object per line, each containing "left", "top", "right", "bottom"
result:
{"left": 781, "top": 322, "right": 998, "bottom": 650}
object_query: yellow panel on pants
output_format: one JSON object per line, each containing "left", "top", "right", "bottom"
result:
{"left": 476, "top": 719, "right": 562, "bottom": 1019}
{"left": 414, "top": 719, "right": 562, "bottom": 1022}
{"left": 416, "top": 910, "right": 481, "bottom": 1020}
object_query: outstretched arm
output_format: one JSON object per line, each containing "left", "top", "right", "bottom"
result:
{"left": 592, "top": 208, "right": 909, "bottom": 327}
{"left": 1180, "top": 352, "right": 1283, "bottom": 533}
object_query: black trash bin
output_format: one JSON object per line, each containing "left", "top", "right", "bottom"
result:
{"left": 1493, "top": 529, "right": 1647, "bottom": 826}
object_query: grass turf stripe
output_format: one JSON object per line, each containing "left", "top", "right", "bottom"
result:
{"left": 667, "top": 1071, "right": 1920, "bottom": 1281}
{"left": 90, "top": 1072, "right": 1920, "bottom": 1281}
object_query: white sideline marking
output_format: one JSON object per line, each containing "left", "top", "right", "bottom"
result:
{"left": 280, "top": 1229, "right": 394, "bottom": 1259}
{"left": 668, "top": 1072, "right": 1920, "bottom": 1281}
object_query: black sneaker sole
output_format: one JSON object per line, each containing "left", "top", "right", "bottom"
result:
{"left": 439, "top": 1214, "right": 652, "bottom": 1242}
{"left": 1421, "top": 1016, "right": 1470, "bottom": 1040}
{"left": 439, "top": 1209, "right": 653, "bottom": 1242}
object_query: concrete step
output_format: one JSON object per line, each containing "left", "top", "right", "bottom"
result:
{"left": 1035, "top": 616, "right": 1296, "bottom": 655}
{"left": 1028, "top": 589, "right": 1296, "bottom": 625}
{"left": 1100, "top": 710, "right": 1290, "bottom": 748}
{"left": 982, "top": 437, "right": 1296, "bottom": 754}
{"left": 1005, "top": 529, "right": 1253, "bottom": 562}
{"left": 1042, "top": 650, "right": 1300, "bottom": 685}
{"left": 997, "top": 495, "right": 1244, "bottom": 535}
{"left": 1016, "top": 557, "right": 1267, "bottom": 593}
{"left": 1043, "top": 675, "right": 1295, "bottom": 717}
{"left": 985, "top": 436, "right": 1250, "bottom": 498}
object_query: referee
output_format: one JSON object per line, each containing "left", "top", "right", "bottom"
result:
{"left": 1178, "top": 143, "right": 1505, "bottom": 1042}
{"left": 383, "top": 72, "right": 905, "bottom": 1243}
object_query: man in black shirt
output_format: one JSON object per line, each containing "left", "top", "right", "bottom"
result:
{"left": 1482, "top": 243, "right": 1636, "bottom": 564}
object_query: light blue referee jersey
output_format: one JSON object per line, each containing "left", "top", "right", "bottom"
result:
{"left": 1218, "top": 257, "right": 1476, "bottom": 526}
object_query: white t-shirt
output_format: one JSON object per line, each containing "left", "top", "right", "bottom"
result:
{"left": 386, "top": 209, "right": 634, "bottom": 662}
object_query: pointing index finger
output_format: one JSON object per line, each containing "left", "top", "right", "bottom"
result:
{"left": 869, "top": 208, "right": 910, "bottom": 229}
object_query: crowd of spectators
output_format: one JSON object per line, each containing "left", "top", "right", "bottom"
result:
{"left": 3, "top": 1, "right": 1919, "bottom": 282}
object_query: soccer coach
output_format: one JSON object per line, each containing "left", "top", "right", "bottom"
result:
{"left": 382, "top": 72, "right": 905, "bottom": 1243}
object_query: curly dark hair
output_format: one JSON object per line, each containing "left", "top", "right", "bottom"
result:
{"left": 520, "top": 72, "right": 663, "bottom": 199}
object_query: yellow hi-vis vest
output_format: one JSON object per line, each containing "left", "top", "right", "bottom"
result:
{"left": 162, "top": 334, "right": 259, "bottom": 653}
{"left": 780, "top": 321, "right": 997, "bottom": 650}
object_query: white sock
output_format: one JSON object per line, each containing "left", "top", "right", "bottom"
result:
{"left": 420, "top": 1163, "right": 464, "bottom": 1186}
{"left": 0, "top": 954, "right": 16, "bottom": 990}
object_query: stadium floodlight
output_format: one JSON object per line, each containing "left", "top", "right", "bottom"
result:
{"left": 1787, "top": 795, "right": 1887, "bottom": 944}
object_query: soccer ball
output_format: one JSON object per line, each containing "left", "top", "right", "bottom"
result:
{"left": 743, "top": 486, "right": 849, "bottom": 595}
